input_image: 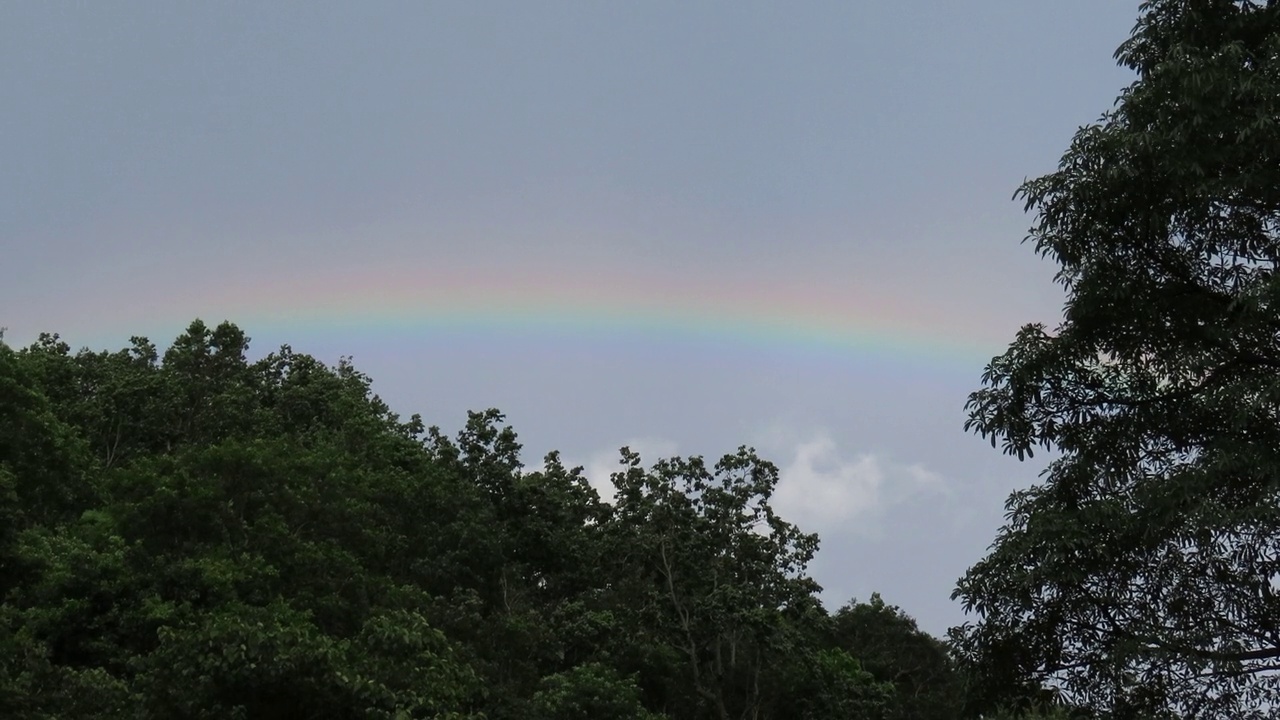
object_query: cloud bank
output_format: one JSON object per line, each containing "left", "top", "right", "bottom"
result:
{"left": 765, "top": 428, "right": 949, "bottom": 538}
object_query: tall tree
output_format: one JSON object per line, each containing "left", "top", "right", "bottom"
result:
{"left": 954, "top": 1, "right": 1280, "bottom": 717}
{"left": 829, "top": 594, "right": 963, "bottom": 720}
{"left": 597, "top": 447, "right": 855, "bottom": 719}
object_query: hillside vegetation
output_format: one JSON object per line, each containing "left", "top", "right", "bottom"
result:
{"left": 0, "top": 321, "right": 973, "bottom": 719}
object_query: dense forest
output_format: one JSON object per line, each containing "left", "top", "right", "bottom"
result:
{"left": 0, "top": 321, "right": 992, "bottom": 719}
{"left": 11, "top": 1, "right": 1280, "bottom": 717}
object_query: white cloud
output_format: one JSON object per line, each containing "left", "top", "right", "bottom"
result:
{"left": 774, "top": 435, "right": 882, "bottom": 528}
{"left": 766, "top": 428, "right": 949, "bottom": 537}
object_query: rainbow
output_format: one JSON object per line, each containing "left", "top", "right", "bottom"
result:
{"left": 32, "top": 259, "right": 1013, "bottom": 369}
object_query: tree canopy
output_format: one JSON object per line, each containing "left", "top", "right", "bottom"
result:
{"left": 954, "top": 1, "right": 1280, "bottom": 717}
{"left": 0, "top": 320, "right": 981, "bottom": 719}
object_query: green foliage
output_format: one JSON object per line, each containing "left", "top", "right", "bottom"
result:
{"left": 980, "top": 707, "right": 1095, "bottom": 720}
{"left": 598, "top": 447, "right": 826, "bottom": 717}
{"left": 793, "top": 648, "right": 895, "bottom": 720}
{"left": 0, "top": 319, "right": 974, "bottom": 718}
{"left": 831, "top": 593, "right": 964, "bottom": 719}
{"left": 0, "top": 340, "right": 93, "bottom": 529}
{"left": 529, "top": 663, "right": 661, "bottom": 720}
{"left": 954, "top": 1, "right": 1280, "bottom": 717}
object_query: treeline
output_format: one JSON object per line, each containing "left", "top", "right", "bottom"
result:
{"left": 0, "top": 320, "right": 1058, "bottom": 719}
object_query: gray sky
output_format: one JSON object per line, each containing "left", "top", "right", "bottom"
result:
{"left": 1, "top": 1, "right": 1139, "bottom": 636}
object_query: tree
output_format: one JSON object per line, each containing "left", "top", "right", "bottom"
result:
{"left": 528, "top": 663, "right": 663, "bottom": 720}
{"left": 829, "top": 594, "right": 963, "bottom": 720}
{"left": 954, "top": 1, "right": 1280, "bottom": 717}
{"left": 789, "top": 648, "right": 895, "bottom": 720}
{"left": 596, "top": 447, "right": 829, "bottom": 719}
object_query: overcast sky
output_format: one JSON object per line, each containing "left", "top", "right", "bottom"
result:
{"left": 1, "top": 2, "right": 1140, "bottom": 636}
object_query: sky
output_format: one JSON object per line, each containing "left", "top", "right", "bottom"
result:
{"left": 1, "top": 1, "right": 1140, "bottom": 637}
